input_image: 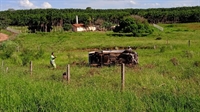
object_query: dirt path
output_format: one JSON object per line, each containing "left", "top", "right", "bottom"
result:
{"left": 0, "top": 33, "right": 9, "bottom": 42}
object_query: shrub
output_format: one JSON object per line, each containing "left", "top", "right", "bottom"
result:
{"left": 20, "top": 49, "right": 35, "bottom": 66}
{"left": 63, "top": 23, "right": 72, "bottom": 31}
{"left": 10, "top": 52, "right": 23, "bottom": 65}
{"left": 0, "top": 41, "right": 18, "bottom": 59}
{"left": 113, "top": 15, "right": 153, "bottom": 37}
{"left": 20, "top": 48, "right": 44, "bottom": 66}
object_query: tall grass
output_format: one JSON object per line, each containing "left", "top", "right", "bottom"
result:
{"left": 0, "top": 23, "right": 200, "bottom": 111}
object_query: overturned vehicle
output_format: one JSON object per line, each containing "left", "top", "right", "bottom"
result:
{"left": 88, "top": 49, "right": 138, "bottom": 67}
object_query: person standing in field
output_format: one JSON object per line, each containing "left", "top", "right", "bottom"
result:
{"left": 50, "top": 52, "right": 56, "bottom": 69}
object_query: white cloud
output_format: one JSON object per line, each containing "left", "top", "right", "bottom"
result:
{"left": 154, "top": 3, "right": 160, "bottom": 6}
{"left": 19, "top": 0, "right": 36, "bottom": 9}
{"left": 130, "top": 0, "right": 136, "bottom": 5}
{"left": 42, "top": 2, "right": 52, "bottom": 9}
{"left": 19, "top": 0, "right": 52, "bottom": 9}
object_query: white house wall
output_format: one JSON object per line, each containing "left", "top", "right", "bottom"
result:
{"left": 77, "top": 27, "right": 86, "bottom": 32}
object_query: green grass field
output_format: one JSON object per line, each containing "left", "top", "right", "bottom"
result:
{"left": 0, "top": 23, "right": 200, "bottom": 111}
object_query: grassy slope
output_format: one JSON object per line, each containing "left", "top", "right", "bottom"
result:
{"left": 0, "top": 23, "right": 200, "bottom": 111}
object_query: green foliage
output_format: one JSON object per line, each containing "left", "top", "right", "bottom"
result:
{"left": 113, "top": 16, "right": 153, "bottom": 37}
{"left": 63, "top": 23, "right": 72, "bottom": 31}
{"left": 0, "top": 41, "right": 18, "bottom": 59}
{"left": 1, "top": 6, "right": 200, "bottom": 31}
{"left": 20, "top": 49, "right": 35, "bottom": 66}
{"left": 160, "top": 46, "right": 166, "bottom": 53}
{"left": 10, "top": 52, "right": 23, "bottom": 65}
{"left": 20, "top": 48, "right": 44, "bottom": 66}
{"left": 86, "top": 7, "right": 92, "bottom": 10}
{"left": 102, "top": 21, "right": 113, "bottom": 30}
{"left": 142, "top": 91, "right": 200, "bottom": 111}
{"left": 182, "top": 50, "right": 193, "bottom": 58}
{"left": 0, "top": 39, "right": 44, "bottom": 65}
{"left": 0, "top": 23, "right": 200, "bottom": 111}
{"left": 0, "top": 16, "right": 10, "bottom": 30}
{"left": 35, "top": 48, "right": 44, "bottom": 59}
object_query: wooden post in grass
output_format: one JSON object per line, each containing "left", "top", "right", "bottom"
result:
{"left": 66, "top": 64, "right": 70, "bottom": 83}
{"left": 30, "top": 61, "right": 33, "bottom": 75}
{"left": 6, "top": 67, "right": 8, "bottom": 73}
{"left": 188, "top": 40, "right": 190, "bottom": 47}
{"left": 121, "top": 63, "right": 125, "bottom": 92}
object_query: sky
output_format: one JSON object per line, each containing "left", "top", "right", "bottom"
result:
{"left": 0, "top": 0, "right": 199, "bottom": 11}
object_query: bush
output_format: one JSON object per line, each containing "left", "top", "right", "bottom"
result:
{"left": 113, "top": 15, "right": 153, "bottom": 37}
{"left": 20, "top": 48, "right": 44, "bottom": 66}
{"left": 20, "top": 49, "right": 35, "bottom": 66}
{"left": 63, "top": 23, "right": 72, "bottom": 31}
{"left": 10, "top": 52, "right": 23, "bottom": 65}
{"left": 0, "top": 41, "right": 18, "bottom": 59}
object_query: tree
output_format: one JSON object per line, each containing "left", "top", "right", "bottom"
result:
{"left": 63, "top": 23, "right": 72, "bottom": 31}
{"left": 0, "top": 15, "right": 10, "bottom": 30}
{"left": 86, "top": 7, "right": 92, "bottom": 10}
{"left": 113, "top": 16, "right": 153, "bottom": 37}
{"left": 1, "top": 6, "right": 200, "bottom": 33}
{"left": 95, "top": 19, "right": 104, "bottom": 31}
{"left": 102, "top": 21, "right": 113, "bottom": 31}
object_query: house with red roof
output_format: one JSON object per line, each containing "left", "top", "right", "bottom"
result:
{"left": 72, "top": 23, "right": 86, "bottom": 32}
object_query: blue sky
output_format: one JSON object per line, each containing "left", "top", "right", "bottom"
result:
{"left": 0, "top": 0, "right": 199, "bottom": 11}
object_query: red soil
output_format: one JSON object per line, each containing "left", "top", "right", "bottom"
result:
{"left": 0, "top": 33, "right": 9, "bottom": 42}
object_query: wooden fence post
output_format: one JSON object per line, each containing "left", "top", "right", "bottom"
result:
{"left": 121, "top": 63, "right": 125, "bottom": 92}
{"left": 154, "top": 45, "right": 156, "bottom": 49}
{"left": 188, "top": 40, "right": 191, "bottom": 47}
{"left": 30, "top": 61, "right": 33, "bottom": 75}
{"left": 6, "top": 67, "right": 8, "bottom": 73}
{"left": 67, "top": 64, "right": 70, "bottom": 83}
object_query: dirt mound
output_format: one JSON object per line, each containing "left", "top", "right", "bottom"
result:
{"left": 0, "top": 33, "right": 9, "bottom": 42}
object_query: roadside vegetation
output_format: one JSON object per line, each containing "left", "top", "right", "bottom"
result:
{"left": 0, "top": 23, "right": 200, "bottom": 111}
{"left": 0, "top": 6, "right": 200, "bottom": 33}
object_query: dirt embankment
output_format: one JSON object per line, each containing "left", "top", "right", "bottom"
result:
{"left": 0, "top": 33, "right": 9, "bottom": 42}
{"left": 0, "top": 27, "right": 21, "bottom": 42}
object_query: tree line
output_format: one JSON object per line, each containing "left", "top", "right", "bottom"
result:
{"left": 0, "top": 6, "right": 200, "bottom": 31}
